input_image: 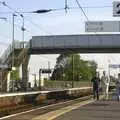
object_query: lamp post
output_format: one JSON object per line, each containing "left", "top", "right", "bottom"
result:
{"left": 39, "top": 69, "right": 42, "bottom": 89}
{"left": 108, "top": 59, "right": 111, "bottom": 79}
{"left": 12, "top": 14, "right": 17, "bottom": 69}
{"left": 72, "top": 55, "right": 74, "bottom": 88}
{"left": 11, "top": 13, "right": 17, "bottom": 92}
{"left": 20, "top": 14, "right": 25, "bottom": 48}
{"left": 48, "top": 61, "right": 51, "bottom": 80}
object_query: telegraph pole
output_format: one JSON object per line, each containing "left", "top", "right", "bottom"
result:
{"left": 12, "top": 14, "right": 17, "bottom": 69}
{"left": 39, "top": 69, "right": 41, "bottom": 89}
{"left": 20, "top": 14, "right": 25, "bottom": 48}
{"left": 48, "top": 61, "right": 50, "bottom": 80}
{"left": 72, "top": 55, "right": 74, "bottom": 88}
{"left": 108, "top": 59, "right": 111, "bottom": 79}
{"left": 12, "top": 14, "right": 17, "bottom": 92}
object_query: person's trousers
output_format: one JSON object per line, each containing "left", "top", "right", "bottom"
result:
{"left": 116, "top": 86, "right": 120, "bottom": 101}
{"left": 93, "top": 86, "right": 99, "bottom": 100}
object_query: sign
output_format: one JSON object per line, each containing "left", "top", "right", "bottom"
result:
{"left": 85, "top": 21, "right": 103, "bottom": 32}
{"left": 85, "top": 21, "right": 120, "bottom": 32}
{"left": 0, "top": 64, "right": 11, "bottom": 70}
{"left": 109, "top": 64, "right": 120, "bottom": 69}
{"left": 39, "top": 69, "right": 51, "bottom": 74}
{"left": 113, "top": 1, "right": 120, "bottom": 17}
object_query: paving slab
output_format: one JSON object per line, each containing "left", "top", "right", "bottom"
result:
{"left": 54, "top": 100, "right": 120, "bottom": 120}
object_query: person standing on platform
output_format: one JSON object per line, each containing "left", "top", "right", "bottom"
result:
{"left": 116, "top": 73, "right": 120, "bottom": 101}
{"left": 91, "top": 72, "right": 101, "bottom": 100}
{"left": 101, "top": 71, "right": 109, "bottom": 99}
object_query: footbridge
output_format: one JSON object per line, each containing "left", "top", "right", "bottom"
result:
{"left": 29, "top": 33, "right": 120, "bottom": 54}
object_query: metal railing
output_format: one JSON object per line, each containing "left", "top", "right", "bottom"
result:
{"left": 0, "top": 40, "right": 29, "bottom": 64}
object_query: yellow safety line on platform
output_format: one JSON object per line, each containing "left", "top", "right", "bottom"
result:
{"left": 33, "top": 99, "right": 94, "bottom": 120}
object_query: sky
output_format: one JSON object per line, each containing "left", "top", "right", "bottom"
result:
{"left": 0, "top": 0, "right": 120, "bottom": 78}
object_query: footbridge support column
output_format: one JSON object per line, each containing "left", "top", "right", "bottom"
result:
{"left": 22, "top": 62, "right": 28, "bottom": 91}
{"left": 21, "top": 49, "right": 30, "bottom": 91}
{"left": 0, "top": 70, "right": 7, "bottom": 92}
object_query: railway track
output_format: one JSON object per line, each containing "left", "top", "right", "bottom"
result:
{"left": 0, "top": 95, "right": 92, "bottom": 120}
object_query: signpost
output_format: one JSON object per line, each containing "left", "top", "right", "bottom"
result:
{"left": 113, "top": 1, "right": 120, "bottom": 17}
{"left": 109, "top": 64, "right": 120, "bottom": 69}
{"left": 0, "top": 64, "right": 11, "bottom": 70}
{"left": 85, "top": 2, "right": 120, "bottom": 32}
{"left": 85, "top": 21, "right": 120, "bottom": 32}
{"left": 39, "top": 69, "right": 52, "bottom": 74}
{"left": 39, "top": 68, "right": 52, "bottom": 89}
{"left": 85, "top": 21, "right": 103, "bottom": 32}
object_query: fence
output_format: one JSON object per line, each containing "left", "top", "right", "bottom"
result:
{"left": 44, "top": 80, "right": 91, "bottom": 90}
{"left": 0, "top": 41, "right": 29, "bottom": 63}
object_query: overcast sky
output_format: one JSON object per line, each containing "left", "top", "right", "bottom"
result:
{"left": 0, "top": 0, "right": 120, "bottom": 77}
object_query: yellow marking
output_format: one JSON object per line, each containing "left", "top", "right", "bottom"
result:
{"left": 33, "top": 99, "right": 94, "bottom": 120}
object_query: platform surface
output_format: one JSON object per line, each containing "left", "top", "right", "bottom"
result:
{"left": 54, "top": 100, "right": 120, "bottom": 120}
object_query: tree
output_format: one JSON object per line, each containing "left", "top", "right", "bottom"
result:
{"left": 51, "top": 54, "right": 97, "bottom": 81}
{"left": 10, "top": 68, "right": 20, "bottom": 81}
{"left": 51, "top": 54, "right": 70, "bottom": 80}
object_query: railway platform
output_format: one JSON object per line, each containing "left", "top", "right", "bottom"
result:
{"left": 1, "top": 89, "right": 119, "bottom": 120}
{"left": 54, "top": 100, "right": 120, "bottom": 120}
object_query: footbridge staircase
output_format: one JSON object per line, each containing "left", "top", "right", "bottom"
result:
{"left": 0, "top": 41, "right": 30, "bottom": 92}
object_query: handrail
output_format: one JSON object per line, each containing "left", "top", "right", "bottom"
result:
{"left": 0, "top": 40, "right": 29, "bottom": 63}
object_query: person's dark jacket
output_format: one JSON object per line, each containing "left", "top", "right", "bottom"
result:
{"left": 91, "top": 77, "right": 100, "bottom": 89}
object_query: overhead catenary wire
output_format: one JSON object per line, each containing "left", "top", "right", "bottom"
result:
{"left": 23, "top": 16, "right": 53, "bottom": 35}
{"left": 0, "top": 5, "right": 112, "bottom": 15}
{"left": 0, "top": 1, "right": 53, "bottom": 35}
{"left": 7, "top": 19, "right": 32, "bottom": 34}
{"left": 0, "top": 1, "right": 34, "bottom": 35}
{"left": 0, "top": 17, "right": 33, "bottom": 45}
{"left": 1, "top": 3, "right": 33, "bottom": 32}
{"left": 0, "top": 5, "right": 112, "bottom": 14}
{"left": 75, "top": 0, "right": 89, "bottom": 21}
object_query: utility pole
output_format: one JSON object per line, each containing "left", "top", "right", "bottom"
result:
{"left": 48, "top": 61, "right": 50, "bottom": 80}
{"left": 72, "top": 55, "right": 74, "bottom": 88}
{"left": 20, "top": 14, "right": 25, "bottom": 48}
{"left": 12, "top": 13, "right": 17, "bottom": 92}
{"left": 12, "top": 14, "right": 17, "bottom": 69}
{"left": 39, "top": 69, "right": 41, "bottom": 89}
{"left": 108, "top": 59, "right": 111, "bottom": 79}
{"left": 12, "top": 14, "right": 15, "bottom": 68}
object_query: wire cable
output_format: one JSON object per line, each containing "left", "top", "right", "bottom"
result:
{"left": 0, "top": 6, "right": 112, "bottom": 15}
{"left": 24, "top": 16, "right": 53, "bottom": 35}
{"left": 0, "top": 1, "right": 53, "bottom": 35}
{"left": 75, "top": 0, "right": 89, "bottom": 21}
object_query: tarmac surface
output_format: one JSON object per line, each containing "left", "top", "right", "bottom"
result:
{"left": 54, "top": 100, "right": 120, "bottom": 120}
{"left": 54, "top": 91, "right": 120, "bottom": 120}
